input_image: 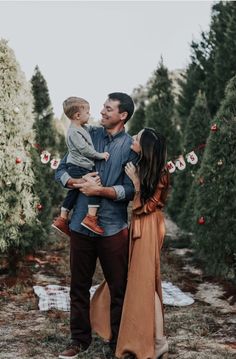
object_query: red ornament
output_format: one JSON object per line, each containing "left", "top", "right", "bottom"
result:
{"left": 198, "top": 216, "right": 205, "bottom": 225}
{"left": 36, "top": 204, "right": 43, "bottom": 211}
{"left": 211, "top": 124, "right": 218, "bottom": 132}
{"left": 34, "top": 143, "right": 41, "bottom": 150}
{"left": 15, "top": 157, "right": 22, "bottom": 164}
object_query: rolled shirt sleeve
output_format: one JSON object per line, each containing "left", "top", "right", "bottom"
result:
{"left": 55, "top": 154, "right": 71, "bottom": 187}
{"left": 112, "top": 185, "right": 126, "bottom": 201}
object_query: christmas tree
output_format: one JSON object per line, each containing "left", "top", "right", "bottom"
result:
{"left": 145, "top": 58, "right": 180, "bottom": 158}
{"left": 193, "top": 75, "right": 236, "bottom": 279}
{"left": 0, "top": 40, "right": 44, "bottom": 262}
{"left": 168, "top": 92, "right": 211, "bottom": 226}
{"left": 30, "top": 66, "right": 66, "bottom": 230}
{"left": 177, "top": 92, "right": 210, "bottom": 230}
{"left": 128, "top": 85, "right": 147, "bottom": 135}
{"left": 128, "top": 100, "right": 146, "bottom": 136}
{"left": 177, "top": 62, "right": 204, "bottom": 135}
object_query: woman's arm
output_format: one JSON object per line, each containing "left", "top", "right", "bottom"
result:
{"left": 124, "top": 162, "right": 169, "bottom": 215}
{"left": 132, "top": 180, "right": 165, "bottom": 215}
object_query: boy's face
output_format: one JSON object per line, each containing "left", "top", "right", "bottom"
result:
{"left": 77, "top": 104, "right": 90, "bottom": 124}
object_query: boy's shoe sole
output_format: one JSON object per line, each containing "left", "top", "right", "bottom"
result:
{"left": 51, "top": 224, "right": 70, "bottom": 239}
{"left": 81, "top": 222, "right": 104, "bottom": 235}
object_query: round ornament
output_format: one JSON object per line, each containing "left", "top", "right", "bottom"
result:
{"left": 198, "top": 216, "right": 205, "bottom": 225}
{"left": 16, "top": 157, "right": 22, "bottom": 164}
{"left": 211, "top": 124, "right": 218, "bottom": 132}
{"left": 36, "top": 204, "right": 43, "bottom": 211}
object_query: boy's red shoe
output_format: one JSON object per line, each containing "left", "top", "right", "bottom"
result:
{"left": 81, "top": 214, "right": 104, "bottom": 235}
{"left": 52, "top": 216, "right": 70, "bottom": 238}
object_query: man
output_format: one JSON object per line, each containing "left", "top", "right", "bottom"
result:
{"left": 56, "top": 92, "right": 138, "bottom": 359}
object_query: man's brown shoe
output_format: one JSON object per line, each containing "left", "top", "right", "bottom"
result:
{"left": 52, "top": 216, "right": 70, "bottom": 238}
{"left": 81, "top": 214, "right": 104, "bottom": 235}
{"left": 58, "top": 344, "right": 87, "bottom": 359}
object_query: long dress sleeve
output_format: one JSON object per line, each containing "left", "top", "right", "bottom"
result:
{"left": 132, "top": 172, "right": 170, "bottom": 215}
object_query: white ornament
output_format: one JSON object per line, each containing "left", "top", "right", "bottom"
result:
{"left": 175, "top": 155, "right": 186, "bottom": 170}
{"left": 186, "top": 151, "right": 198, "bottom": 165}
{"left": 50, "top": 158, "right": 60, "bottom": 169}
{"left": 14, "top": 107, "right": 20, "bottom": 114}
{"left": 167, "top": 161, "right": 176, "bottom": 173}
{"left": 40, "top": 150, "right": 51, "bottom": 164}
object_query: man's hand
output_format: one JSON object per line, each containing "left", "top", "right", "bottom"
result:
{"left": 73, "top": 181, "right": 101, "bottom": 196}
{"left": 66, "top": 177, "right": 85, "bottom": 189}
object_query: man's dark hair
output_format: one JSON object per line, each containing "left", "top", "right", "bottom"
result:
{"left": 108, "top": 92, "right": 135, "bottom": 123}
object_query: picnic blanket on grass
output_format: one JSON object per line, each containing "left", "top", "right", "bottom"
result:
{"left": 33, "top": 281, "right": 194, "bottom": 311}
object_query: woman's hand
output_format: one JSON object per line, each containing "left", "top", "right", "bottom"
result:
{"left": 125, "top": 162, "right": 140, "bottom": 192}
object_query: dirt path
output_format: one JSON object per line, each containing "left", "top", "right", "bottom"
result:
{"left": 0, "top": 218, "right": 235, "bottom": 359}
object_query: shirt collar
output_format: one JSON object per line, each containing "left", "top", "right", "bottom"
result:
{"left": 102, "top": 128, "right": 126, "bottom": 141}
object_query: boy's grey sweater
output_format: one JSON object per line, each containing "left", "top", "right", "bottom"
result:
{"left": 66, "top": 124, "right": 104, "bottom": 170}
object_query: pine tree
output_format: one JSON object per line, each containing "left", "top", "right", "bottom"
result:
{"left": 177, "top": 62, "right": 205, "bottom": 134}
{"left": 128, "top": 101, "right": 146, "bottom": 136}
{"left": 167, "top": 92, "right": 211, "bottom": 223}
{"left": 145, "top": 58, "right": 180, "bottom": 158}
{"left": 178, "top": 92, "right": 211, "bottom": 229}
{"left": 189, "top": 1, "right": 236, "bottom": 117}
{"left": 212, "top": 1, "right": 234, "bottom": 112}
{"left": 128, "top": 85, "right": 147, "bottom": 135}
{"left": 0, "top": 40, "right": 44, "bottom": 263}
{"left": 31, "top": 66, "right": 66, "bottom": 230}
{"left": 192, "top": 75, "right": 236, "bottom": 279}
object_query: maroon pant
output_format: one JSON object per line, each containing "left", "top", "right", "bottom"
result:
{"left": 70, "top": 228, "right": 129, "bottom": 349}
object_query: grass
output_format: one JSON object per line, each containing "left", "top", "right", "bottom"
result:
{"left": 0, "top": 230, "right": 235, "bottom": 358}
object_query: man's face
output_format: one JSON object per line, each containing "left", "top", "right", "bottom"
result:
{"left": 100, "top": 99, "right": 127, "bottom": 129}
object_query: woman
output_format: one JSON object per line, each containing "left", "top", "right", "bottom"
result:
{"left": 91, "top": 128, "right": 170, "bottom": 359}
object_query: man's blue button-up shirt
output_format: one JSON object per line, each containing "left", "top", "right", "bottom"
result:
{"left": 55, "top": 126, "right": 138, "bottom": 237}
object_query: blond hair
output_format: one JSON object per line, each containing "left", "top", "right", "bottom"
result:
{"left": 63, "top": 97, "right": 89, "bottom": 119}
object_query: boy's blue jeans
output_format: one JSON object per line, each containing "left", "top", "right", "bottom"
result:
{"left": 62, "top": 163, "right": 100, "bottom": 211}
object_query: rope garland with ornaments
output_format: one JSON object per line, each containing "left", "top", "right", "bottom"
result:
{"left": 166, "top": 123, "right": 221, "bottom": 226}
{"left": 166, "top": 123, "right": 219, "bottom": 174}
{"left": 14, "top": 143, "right": 61, "bottom": 212}
{"left": 34, "top": 143, "right": 61, "bottom": 169}
{"left": 15, "top": 147, "right": 61, "bottom": 170}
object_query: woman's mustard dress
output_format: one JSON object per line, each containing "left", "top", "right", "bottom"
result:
{"left": 90, "top": 172, "right": 170, "bottom": 359}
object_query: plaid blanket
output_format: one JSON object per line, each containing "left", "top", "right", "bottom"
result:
{"left": 33, "top": 282, "right": 194, "bottom": 312}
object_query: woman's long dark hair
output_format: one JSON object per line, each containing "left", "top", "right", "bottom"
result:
{"left": 138, "top": 128, "right": 167, "bottom": 203}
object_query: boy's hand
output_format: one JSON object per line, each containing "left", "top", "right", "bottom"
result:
{"left": 82, "top": 172, "right": 101, "bottom": 186}
{"left": 102, "top": 152, "right": 110, "bottom": 161}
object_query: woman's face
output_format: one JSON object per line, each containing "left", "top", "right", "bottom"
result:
{"left": 130, "top": 129, "right": 144, "bottom": 153}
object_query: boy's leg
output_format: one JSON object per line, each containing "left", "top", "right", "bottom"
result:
{"left": 97, "top": 228, "right": 129, "bottom": 351}
{"left": 87, "top": 196, "right": 100, "bottom": 216}
{"left": 61, "top": 164, "right": 90, "bottom": 213}
{"left": 53, "top": 165, "right": 90, "bottom": 237}
{"left": 81, "top": 197, "right": 104, "bottom": 235}
{"left": 52, "top": 190, "right": 79, "bottom": 237}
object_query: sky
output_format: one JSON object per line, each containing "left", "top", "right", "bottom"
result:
{"left": 0, "top": 1, "right": 213, "bottom": 120}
